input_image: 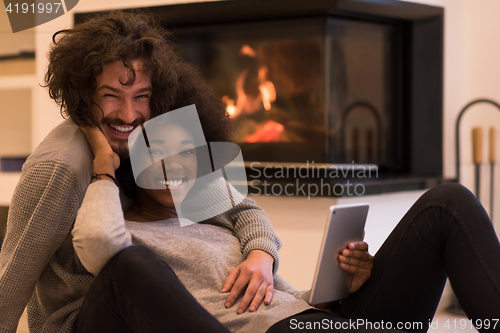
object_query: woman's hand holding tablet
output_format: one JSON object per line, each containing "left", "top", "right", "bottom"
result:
{"left": 309, "top": 203, "right": 370, "bottom": 306}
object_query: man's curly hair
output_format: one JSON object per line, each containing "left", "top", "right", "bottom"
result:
{"left": 45, "top": 10, "right": 231, "bottom": 143}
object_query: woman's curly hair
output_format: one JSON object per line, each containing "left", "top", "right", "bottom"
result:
{"left": 44, "top": 10, "right": 231, "bottom": 143}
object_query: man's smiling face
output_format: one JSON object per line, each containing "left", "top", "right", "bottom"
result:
{"left": 93, "top": 59, "right": 152, "bottom": 158}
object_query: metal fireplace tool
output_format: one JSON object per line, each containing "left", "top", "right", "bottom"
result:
{"left": 451, "top": 98, "right": 499, "bottom": 315}
{"left": 455, "top": 98, "right": 499, "bottom": 220}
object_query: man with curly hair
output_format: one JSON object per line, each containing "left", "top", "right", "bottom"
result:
{"left": 0, "top": 11, "right": 281, "bottom": 333}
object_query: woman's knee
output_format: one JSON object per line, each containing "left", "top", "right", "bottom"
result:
{"left": 418, "top": 183, "right": 479, "bottom": 211}
{"left": 423, "top": 182, "right": 474, "bottom": 201}
{"left": 414, "top": 182, "right": 491, "bottom": 231}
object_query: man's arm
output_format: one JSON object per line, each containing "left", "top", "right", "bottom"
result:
{"left": 0, "top": 161, "right": 82, "bottom": 333}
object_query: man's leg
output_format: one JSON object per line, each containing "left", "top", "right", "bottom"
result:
{"left": 74, "top": 245, "right": 230, "bottom": 333}
{"left": 336, "top": 183, "right": 500, "bottom": 332}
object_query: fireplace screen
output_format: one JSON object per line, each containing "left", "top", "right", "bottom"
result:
{"left": 176, "top": 17, "right": 399, "bottom": 171}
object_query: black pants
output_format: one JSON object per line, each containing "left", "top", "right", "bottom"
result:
{"left": 74, "top": 183, "right": 500, "bottom": 332}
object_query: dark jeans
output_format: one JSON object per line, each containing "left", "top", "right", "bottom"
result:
{"left": 74, "top": 244, "right": 230, "bottom": 333}
{"left": 75, "top": 183, "right": 500, "bottom": 332}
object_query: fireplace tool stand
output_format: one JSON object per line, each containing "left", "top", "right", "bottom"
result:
{"left": 455, "top": 98, "right": 499, "bottom": 218}
{"left": 450, "top": 98, "right": 499, "bottom": 315}
{"left": 340, "top": 101, "right": 382, "bottom": 163}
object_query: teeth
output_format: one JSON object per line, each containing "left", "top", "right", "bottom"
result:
{"left": 158, "top": 179, "right": 184, "bottom": 187}
{"left": 109, "top": 124, "right": 134, "bottom": 133}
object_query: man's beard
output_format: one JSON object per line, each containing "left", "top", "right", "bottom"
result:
{"left": 98, "top": 115, "right": 147, "bottom": 161}
{"left": 112, "top": 140, "right": 130, "bottom": 160}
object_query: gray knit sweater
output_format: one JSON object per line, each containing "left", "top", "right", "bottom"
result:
{"left": 0, "top": 120, "right": 283, "bottom": 333}
{"left": 73, "top": 180, "right": 312, "bottom": 332}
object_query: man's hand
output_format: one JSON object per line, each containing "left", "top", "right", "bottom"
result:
{"left": 80, "top": 127, "right": 120, "bottom": 174}
{"left": 338, "top": 241, "right": 373, "bottom": 293}
{"left": 221, "top": 250, "right": 274, "bottom": 314}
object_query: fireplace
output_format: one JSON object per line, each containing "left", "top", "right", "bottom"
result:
{"left": 176, "top": 16, "right": 395, "bottom": 167}
{"left": 76, "top": 0, "right": 444, "bottom": 194}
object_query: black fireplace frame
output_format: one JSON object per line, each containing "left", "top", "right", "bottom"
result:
{"left": 75, "top": 0, "right": 444, "bottom": 195}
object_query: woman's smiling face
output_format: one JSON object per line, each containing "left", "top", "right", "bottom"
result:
{"left": 137, "top": 123, "right": 198, "bottom": 209}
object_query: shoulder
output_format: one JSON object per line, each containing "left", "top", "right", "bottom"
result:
{"left": 22, "top": 119, "right": 93, "bottom": 194}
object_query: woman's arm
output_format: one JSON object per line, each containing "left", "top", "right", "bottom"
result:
{"left": 72, "top": 180, "right": 132, "bottom": 275}
{"left": 229, "top": 197, "right": 281, "bottom": 274}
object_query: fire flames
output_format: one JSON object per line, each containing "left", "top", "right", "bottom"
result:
{"left": 223, "top": 45, "right": 281, "bottom": 142}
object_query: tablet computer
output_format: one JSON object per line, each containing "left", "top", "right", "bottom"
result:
{"left": 309, "top": 203, "right": 369, "bottom": 306}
